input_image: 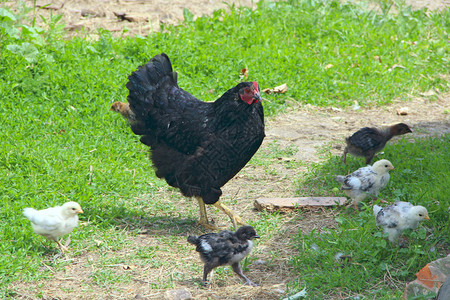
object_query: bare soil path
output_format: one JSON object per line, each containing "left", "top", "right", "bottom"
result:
{"left": 5, "top": 0, "right": 449, "bottom": 299}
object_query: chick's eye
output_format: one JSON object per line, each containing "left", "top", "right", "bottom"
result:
{"left": 419, "top": 214, "right": 423, "bottom": 216}
{"left": 385, "top": 165, "right": 388, "bottom": 167}
{"left": 72, "top": 208, "right": 76, "bottom": 210}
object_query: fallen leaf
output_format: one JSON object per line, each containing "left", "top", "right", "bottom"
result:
{"left": 263, "top": 84, "right": 288, "bottom": 94}
{"left": 239, "top": 68, "right": 248, "bottom": 80}
{"left": 273, "top": 83, "right": 288, "bottom": 94}
{"left": 388, "top": 64, "right": 406, "bottom": 72}
{"left": 374, "top": 55, "right": 382, "bottom": 63}
{"left": 325, "top": 64, "right": 334, "bottom": 69}
{"left": 392, "top": 64, "right": 405, "bottom": 69}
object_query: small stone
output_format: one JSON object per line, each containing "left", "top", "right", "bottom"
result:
{"left": 164, "top": 288, "right": 192, "bottom": 300}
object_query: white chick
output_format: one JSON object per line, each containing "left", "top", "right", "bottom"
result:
{"left": 373, "top": 201, "right": 430, "bottom": 243}
{"left": 23, "top": 201, "right": 83, "bottom": 253}
{"left": 335, "top": 159, "right": 394, "bottom": 210}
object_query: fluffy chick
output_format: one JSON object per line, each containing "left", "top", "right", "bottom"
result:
{"left": 23, "top": 201, "right": 83, "bottom": 253}
{"left": 110, "top": 101, "right": 135, "bottom": 120}
{"left": 343, "top": 123, "right": 412, "bottom": 164}
{"left": 335, "top": 159, "right": 394, "bottom": 210}
{"left": 373, "top": 201, "right": 430, "bottom": 243}
{"left": 110, "top": 101, "right": 146, "bottom": 135}
{"left": 187, "top": 225, "right": 260, "bottom": 286}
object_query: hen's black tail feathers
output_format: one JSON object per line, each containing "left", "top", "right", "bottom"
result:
{"left": 187, "top": 235, "right": 199, "bottom": 245}
{"left": 126, "top": 53, "right": 177, "bottom": 119}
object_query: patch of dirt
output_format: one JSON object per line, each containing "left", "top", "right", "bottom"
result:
{"left": 5, "top": 0, "right": 450, "bottom": 299}
{"left": 6, "top": 0, "right": 450, "bottom": 38}
{"left": 6, "top": 0, "right": 258, "bottom": 37}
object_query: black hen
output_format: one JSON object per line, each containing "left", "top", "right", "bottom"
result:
{"left": 187, "top": 225, "right": 260, "bottom": 286}
{"left": 343, "top": 123, "right": 412, "bottom": 164}
{"left": 115, "top": 53, "right": 265, "bottom": 229}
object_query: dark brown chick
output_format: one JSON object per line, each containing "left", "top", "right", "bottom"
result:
{"left": 343, "top": 123, "right": 412, "bottom": 164}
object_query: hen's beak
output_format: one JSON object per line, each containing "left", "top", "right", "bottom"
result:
{"left": 253, "top": 92, "right": 261, "bottom": 103}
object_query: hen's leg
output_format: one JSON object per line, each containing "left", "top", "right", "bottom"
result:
{"left": 213, "top": 200, "right": 246, "bottom": 230}
{"left": 196, "top": 198, "right": 221, "bottom": 230}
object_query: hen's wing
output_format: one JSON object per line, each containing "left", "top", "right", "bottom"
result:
{"left": 127, "top": 53, "right": 212, "bottom": 155}
{"left": 348, "top": 127, "right": 385, "bottom": 152}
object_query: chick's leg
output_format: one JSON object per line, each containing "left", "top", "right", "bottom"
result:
{"left": 55, "top": 240, "right": 68, "bottom": 253}
{"left": 202, "top": 263, "right": 216, "bottom": 286}
{"left": 342, "top": 147, "right": 348, "bottom": 164}
{"left": 213, "top": 200, "right": 246, "bottom": 230}
{"left": 231, "top": 262, "right": 258, "bottom": 287}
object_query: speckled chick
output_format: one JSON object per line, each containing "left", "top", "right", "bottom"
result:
{"left": 187, "top": 225, "right": 260, "bottom": 286}
{"left": 336, "top": 159, "right": 394, "bottom": 210}
{"left": 374, "top": 201, "right": 430, "bottom": 243}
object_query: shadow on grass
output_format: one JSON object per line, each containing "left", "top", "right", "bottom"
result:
{"left": 112, "top": 214, "right": 209, "bottom": 236}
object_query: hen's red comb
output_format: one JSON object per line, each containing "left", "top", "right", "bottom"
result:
{"left": 252, "top": 82, "right": 259, "bottom": 92}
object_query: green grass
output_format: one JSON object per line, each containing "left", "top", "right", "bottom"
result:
{"left": 290, "top": 136, "right": 450, "bottom": 298}
{"left": 0, "top": 0, "right": 449, "bottom": 297}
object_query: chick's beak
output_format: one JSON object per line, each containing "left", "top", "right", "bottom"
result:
{"left": 78, "top": 209, "right": 84, "bottom": 214}
{"left": 254, "top": 234, "right": 260, "bottom": 239}
{"left": 424, "top": 214, "right": 430, "bottom": 220}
